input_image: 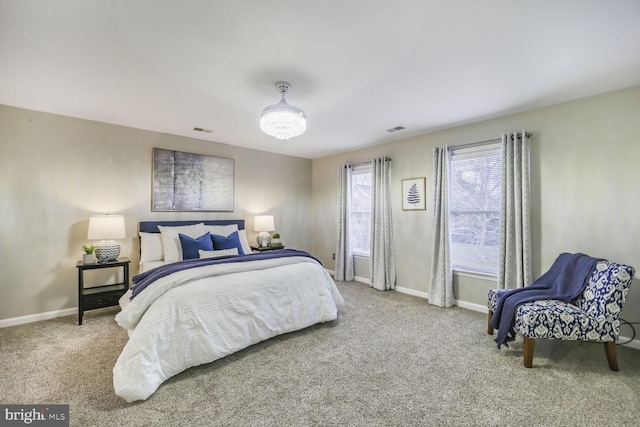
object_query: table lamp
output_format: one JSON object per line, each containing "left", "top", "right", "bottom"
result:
{"left": 253, "top": 215, "right": 275, "bottom": 248}
{"left": 88, "top": 214, "right": 126, "bottom": 262}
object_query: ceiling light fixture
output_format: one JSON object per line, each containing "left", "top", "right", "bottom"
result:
{"left": 260, "top": 81, "right": 306, "bottom": 140}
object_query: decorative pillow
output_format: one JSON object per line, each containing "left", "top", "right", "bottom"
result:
{"left": 139, "top": 232, "right": 164, "bottom": 263}
{"left": 179, "top": 232, "right": 213, "bottom": 260}
{"left": 237, "top": 229, "right": 253, "bottom": 255}
{"left": 211, "top": 230, "right": 245, "bottom": 255}
{"left": 198, "top": 248, "right": 239, "bottom": 259}
{"left": 158, "top": 223, "right": 206, "bottom": 263}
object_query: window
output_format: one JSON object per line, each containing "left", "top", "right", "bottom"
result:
{"left": 350, "top": 165, "right": 372, "bottom": 256}
{"left": 449, "top": 142, "right": 502, "bottom": 275}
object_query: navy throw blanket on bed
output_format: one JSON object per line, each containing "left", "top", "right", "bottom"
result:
{"left": 130, "top": 249, "right": 321, "bottom": 300}
{"left": 489, "top": 252, "right": 601, "bottom": 348}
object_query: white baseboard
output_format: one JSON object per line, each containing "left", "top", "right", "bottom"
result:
{"left": 394, "top": 286, "right": 488, "bottom": 314}
{"left": 326, "top": 269, "right": 372, "bottom": 286}
{"left": 0, "top": 307, "right": 77, "bottom": 328}
{"left": 618, "top": 335, "right": 640, "bottom": 350}
{"left": 455, "top": 300, "right": 489, "bottom": 314}
{"left": 395, "top": 286, "right": 428, "bottom": 299}
{"left": 395, "top": 289, "right": 490, "bottom": 316}
{"left": 355, "top": 275, "right": 371, "bottom": 285}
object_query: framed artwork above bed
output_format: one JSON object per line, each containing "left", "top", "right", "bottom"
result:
{"left": 152, "top": 148, "right": 234, "bottom": 212}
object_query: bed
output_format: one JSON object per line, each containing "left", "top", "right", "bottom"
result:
{"left": 113, "top": 220, "right": 344, "bottom": 402}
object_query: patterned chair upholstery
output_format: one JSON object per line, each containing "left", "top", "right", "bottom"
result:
{"left": 487, "top": 260, "right": 635, "bottom": 370}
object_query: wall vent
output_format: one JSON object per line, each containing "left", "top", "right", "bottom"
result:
{"left": 193, "top": 127, "right": 213, "bottom": 133}
{"left": 386, "top": 126, "right": 405, "bottom": 133}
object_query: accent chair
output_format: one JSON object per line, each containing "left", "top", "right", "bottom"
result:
{"left": 487, "top": 260, "right": 635, "bottom": 371}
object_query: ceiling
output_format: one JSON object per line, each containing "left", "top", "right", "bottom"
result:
{"left": 2, "top": 1, "right": 640, "bottom": 159}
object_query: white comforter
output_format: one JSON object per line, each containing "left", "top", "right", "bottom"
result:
{"left": 113, "top": 256, "right": 343, "bottom": 402}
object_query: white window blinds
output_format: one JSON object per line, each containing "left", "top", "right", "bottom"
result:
{"left": 449, "top": 142, "right": 502, "bottom": 275}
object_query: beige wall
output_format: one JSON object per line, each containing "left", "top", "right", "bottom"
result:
{"left": 311, "top": 85, "right": 640, "bottom": 325}
{"left": 0, "top": 105, "right": 312, "bottom": 322}
{"left": 2, "top": 85, "right": 639, "bottom": 327}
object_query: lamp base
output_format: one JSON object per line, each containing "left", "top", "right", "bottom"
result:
{"left": 95, "top": 240, "right": 121, "bottom": 263}
{"left": 256, "top": 231, "right": 271, "bottom": 248}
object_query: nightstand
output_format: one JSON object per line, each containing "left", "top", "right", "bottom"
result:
{"left": 250, "top": 245, "right": 286, "bottom": 252}
{"left": 76, "top": 257, "right": 130, "bottom": 325}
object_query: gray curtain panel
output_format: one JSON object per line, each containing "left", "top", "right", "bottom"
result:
{"left": 335, "top": 164, "right": 354, "bottom": 281}
{"left": 370, "top": 157, "right": 396, "bottom": 290}
{"left": 428, "top": 146, "right": 454, "bottom": 307}
{"left": 498, "top": 131, "right": 532, "bottom": 289}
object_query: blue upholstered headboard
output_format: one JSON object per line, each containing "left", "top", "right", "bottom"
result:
{"left": 139, "top": 219, "right": 245, "bottom": 233}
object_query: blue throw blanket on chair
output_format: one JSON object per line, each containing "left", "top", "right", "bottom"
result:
{"left": 490, "top": 252, "right": 601, "bottom": 348}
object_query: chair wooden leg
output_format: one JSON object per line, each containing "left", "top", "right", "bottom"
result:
{"left": 487, "top": 310, "right": 494, "bottom": 335}
{"left": 604, "top": 341, "right": 619, "bottom": 371}
{"left": 523, "top": 337, "right": 535, "bottom": 368}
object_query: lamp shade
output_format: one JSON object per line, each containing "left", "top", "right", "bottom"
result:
{"left": 88, "top": 215, "right": 126, "bottom": 240}
{"left": 253, "top": 215, "right": 275, "bottom": 232}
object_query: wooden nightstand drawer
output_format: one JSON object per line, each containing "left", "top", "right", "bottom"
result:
{"left": 83, "top": 287, "right": 128, "bottom": 310}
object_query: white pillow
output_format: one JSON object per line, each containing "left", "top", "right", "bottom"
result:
{"left": 139, "top": 232, "right": 164, "bottom": 263}
{"left": 198, "top": 248, "right": 239, "bottom": 258}
{"left": 237, "top": 229, "right": 253, "bottom": 254}
{"left": 201, "top": 224, "right": 238, "bottom": 238}
{"left": 139, "top": 260, "right": 167, "bottom": 273}
{"left": 158, "top": 223, "right": 206, "bottom": 263}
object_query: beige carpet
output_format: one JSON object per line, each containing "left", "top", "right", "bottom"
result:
{"left": 1, "top": 281, "right": 639, "bottom": 426}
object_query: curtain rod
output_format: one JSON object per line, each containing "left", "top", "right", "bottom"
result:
{"left": 451, "top": 132, "right": 532, "bottom": 150}
{"left": 348, "top": 157, "right": 392, "bottom": 167}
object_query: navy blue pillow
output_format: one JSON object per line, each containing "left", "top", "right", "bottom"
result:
{"left": 179, "top": 232, "right": 213, "bottom": 260}
{"left": 211, "top": 230, "right": 245, "bottom": 255}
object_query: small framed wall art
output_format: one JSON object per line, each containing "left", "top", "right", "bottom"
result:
{"left": 401, "top": 177, "right": 426, "bottom": 211}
